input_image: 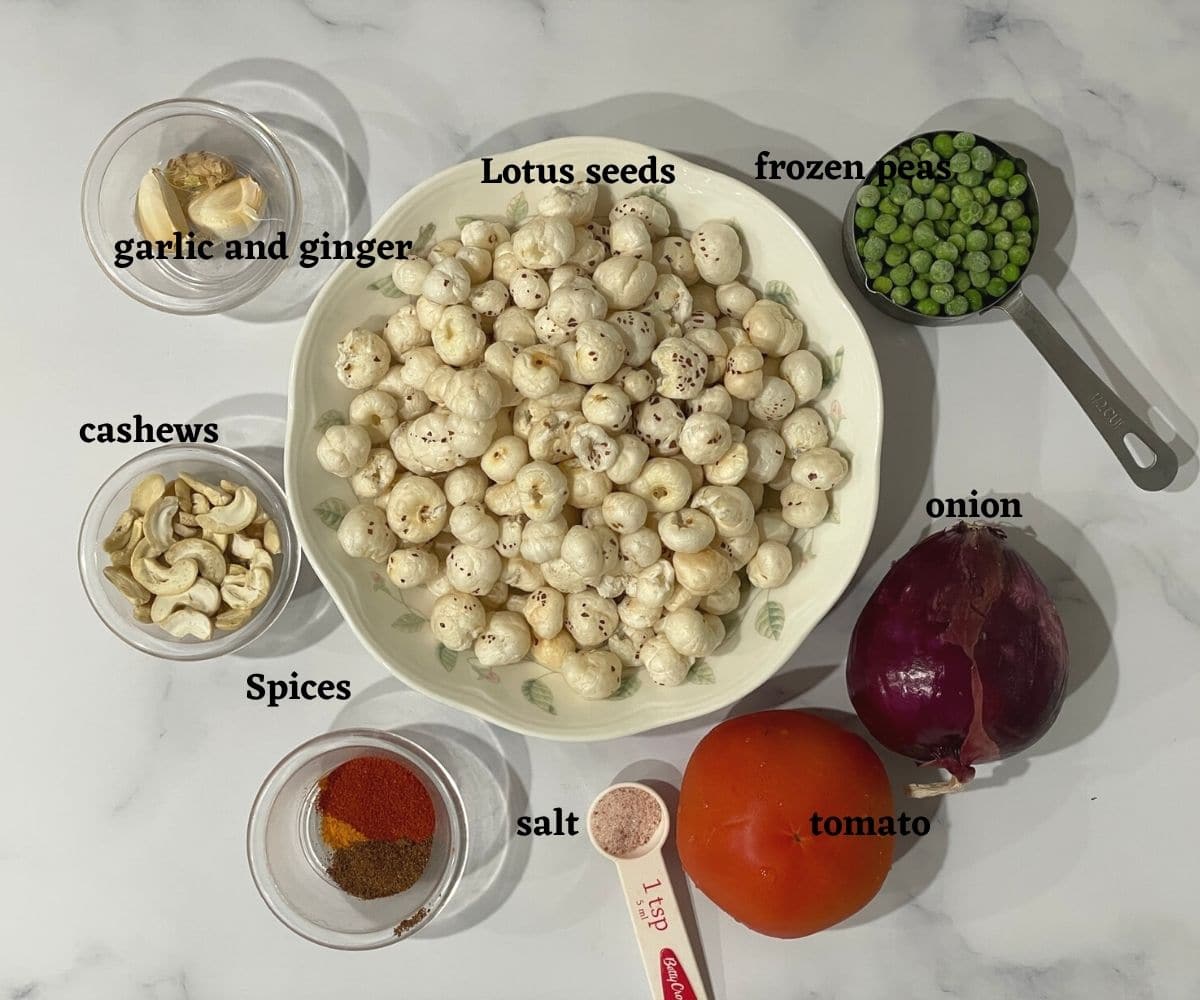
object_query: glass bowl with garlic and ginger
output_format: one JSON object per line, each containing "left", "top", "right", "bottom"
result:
{"left": 81, "top": 98, "right": 301, "bottom": 314}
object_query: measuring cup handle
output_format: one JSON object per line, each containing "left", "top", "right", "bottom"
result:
{"left": 1002, "top": 291, "right": 1178, "bottom": 491}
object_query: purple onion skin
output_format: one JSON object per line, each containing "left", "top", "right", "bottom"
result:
{"left": 847, "top": 523, "right": 1069, "bottom": 787}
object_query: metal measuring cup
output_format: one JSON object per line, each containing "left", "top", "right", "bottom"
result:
{"left": 842, "top": 132, "right": 1177, "bottom": 491}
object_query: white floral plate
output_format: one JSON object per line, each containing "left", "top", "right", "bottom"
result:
{"left": 285, "top": 137, "right": 881, "bottom": 741}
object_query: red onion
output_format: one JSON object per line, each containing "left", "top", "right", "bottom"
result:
{"left": 847, "top": 523, "right": 1069, "bottom": 796}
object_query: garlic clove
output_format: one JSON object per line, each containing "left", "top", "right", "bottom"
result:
{"left": 186, "top": 176, "right": 265, "bottom": 241}
{"left": 135, "top": 168, "right": 189, "bottom": 243}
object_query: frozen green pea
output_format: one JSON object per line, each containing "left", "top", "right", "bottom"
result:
{"left": 910, "top": 249, "right": 933, "bottom": 274}
{"left": 988, "top": 249, "right": 1008, "bottom": 271}
{"left": 912, "top": 175, "right": 935, "bottom": 195}
{"left": 948, "top": 234, "right": 966, "bottom": 252}
{"left": 1000, "top": 199, "right": 1025, "bottom": 221}
{"left": 916, "top": 297, "right": 941, "bottom": 316}
{"left": 930, "top": 282, "right": 954, "bottom": 304}
{"left": 913, "top": 223, "right": 938, "bottom": 249}
{"left": 856, "top": 235, "right": 867, "bottom": 255}
{"left": 960, "top": 169, "right": 983, "bottom": 188}
{"left": 1008, "top": 245, "right": 1031, "bottom": 266}
{"left": 970, "top": 145, "right": 994, "bottom": 172}
{"left": 950, "top": 184, "right": 973, "bottom": 209}
{"left": 855, "top": 206, "right": 878, "bottom": 229}
{"left": 878, "top": 198, "right": 900, "bottom": 216}
{"left": 933, "top": 133, "right": 955, "bottom": 158}
{"left": 1014, "top": 231, "right": 1032, "bottom": 248}
{"left": 1000, "top": 262, "right": 1021, "bottom": 283}
{"left": 949, "top": 151, "right": 971, "bottom": 173}
{"left": 958, "top": 201, "right": 983, "bottom": 225}
{"left": 934, "top": 220, "right": 952, "bottom": 238}
{"left": 987, "top": 177, "right": 1009, "bottom": 197}
{"left": 952, "top": 132, "right": 976, "bottom": 151}
{"left": 874, "top": 213, "right": 898, "bottom": 235}
{"left": 889, "top": 262, "right": 914, "bottom": 286}
{"left": 898, "top": 147, "right": 919, "bottom": 163}
{"left": 931, "top": 182, "right": 951, "bottom": 202}
{"left": 949, "top": 220, "right": 968, "bottom": 236}
{"left": 865, "top": 259, "right": 883, "bottom": 279}
{"left": 972, "top": 186, "right": 992, "bottom": 205}
{"left": 929, "top": 259, "right": 955, "bottom": 283}
{"left": 885, "top": 243, "right": 908, "bottom": 266}
{"left": 910, "top": 277, "right": 930, "bottom": 299}
{"left": 993, "top": 230, "right": 1014, "bottom": 251}
{"left": 965, "top": 288, "right": 984, "bottom": 311}
{"left": 902, "top": 198, "right": 926, "bottom": 223}
{"left": 872, "top": 275, "right": 894, "bottom": 294}
{"left": 856, "top": 185, "right": 881, "bottom": 208}
{"left": 862, "top": 235, "right": 887, "bottom": 261}
{"left": 924, "top": 198, "right": 944, "bottom": 221}
{"left": 1011, "top": 214, "right": 1031, "bottom": 232}
{"left": 942, "top": 204, "right": 958, "bottom": 222}
{"left": 963, "top": 250, "right": 990, "bottom": 272}
{"left": 986, "top": 276, "right": 1008, "bottom": 297}
{"left": 984, "top": 218, "right": 1007, "bottom": 236}
{"left": 965, "top": 229, "right": 989, "bottom": 252}
{"left": 911, "top": 137, "right": 931, "bottom": 156}
{"left": 890, "top": 182, "right": 913, "bottom": 205}
{"left": 1008, "top": 174, "right": 1028, "bottom": 196}
{"left": 953, "top": 269, "right": 971, "bottom": 292}
{"left": 994, "top": 158, "right": 1015, "bottom": 180}
{"left": 890, "top": 285, "right": 912, "bottom": 307}
{"left": 890, "top": 223, "right": 913, "bottom": 244}
{"left": 970, "top": 268, "right": 990, "bottom": 288}
{"left": 933, "top": 240, "right": 959, "bottom": 262}
{"left": 981, "top": 203, "right": 1000, "bottom": 225}
{"left": 945, "top": 294, "right": 970, "bottom": 316}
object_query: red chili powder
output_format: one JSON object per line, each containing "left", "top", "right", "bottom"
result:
{"left": 317, "top": 755, "right": 436, "bottom": 842}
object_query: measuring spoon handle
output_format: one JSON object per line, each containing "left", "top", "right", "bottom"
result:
{"left": 615, "top": 854, "right": 711, "bottom": 1000}
{"left": 1002, "top": 291, "right": 1177, "bottom": 490}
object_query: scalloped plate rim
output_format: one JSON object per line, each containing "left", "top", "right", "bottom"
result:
{"left": 284, "top": 136, "right": 882, "bottom": 742}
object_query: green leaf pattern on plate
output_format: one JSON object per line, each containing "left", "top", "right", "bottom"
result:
{"left": 314, "top": 497, "right": 349, "bottom": 529}
{"left": 392, "top": 611, "right": 425, "bottom": 632}
{"left": 412, "top": 222, "right": 436, "bottom": 255}
{"left": 764, "top": 280, "right": 798, "bottom": 310}
{"left": 314, "top": 409, "right": 346, "bottom": 432}
{"left": 755, "top": 599, "right": 785, "bottom": 640}
{"left": 821, "top": 346, "right": 845, "bottom": 389}
{"left": 687, "top": 662, "right": 716, "bottom": 684}
{"left": 506, "top": 192, "right": 528, "bottom": 227}
{"left": 438, "top": 644, "right": 458, "bottom": 672}
{"left": 522, "top": 677, "right": 556, "bottom": 714}
{"left": 366, "top": 273, "right": 406, "bottom": 297}
{"left": 610, "top": 674, "right": 641, "bottom": 700}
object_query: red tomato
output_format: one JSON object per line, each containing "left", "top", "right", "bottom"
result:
{"left": 676, "top": 710, "right": 894, "bottom": 938}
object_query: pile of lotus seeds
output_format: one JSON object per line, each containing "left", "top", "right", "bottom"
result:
{"left": 316, "top": 182, "right": 849, "bottom": 700}
{"left": 853, "top": 132, "right": 1036, "bottom": 317}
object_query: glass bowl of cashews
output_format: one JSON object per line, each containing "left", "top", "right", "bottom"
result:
{"left": 286, "top": 137, "right": 882, "bottom": 739}
{"left": 79, "top": 444, "right": 301, "bottom": 660}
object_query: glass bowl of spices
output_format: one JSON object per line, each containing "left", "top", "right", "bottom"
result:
{"left": 247, "top": 728, "right": 468, "bottom": 949}
{"left": 81, "top": 98, "right": 300, "bottom": 314}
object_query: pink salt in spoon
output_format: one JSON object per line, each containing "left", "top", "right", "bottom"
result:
{"left": 587, "top": 782, "right": 711, "bottom": 1000}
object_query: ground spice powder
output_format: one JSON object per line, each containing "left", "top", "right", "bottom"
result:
{"left": 315, "top": 754, "right": 437, "bottom": 901}
{"left": 327, "top": 838, "right": 432, "bottom": 900}
{"left": 318, "top": 755, "right": 436, "bottom": 842}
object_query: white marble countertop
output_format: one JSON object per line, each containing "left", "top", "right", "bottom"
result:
{"left": 3, "top": 1, "right": 1198, "bottom": 997}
